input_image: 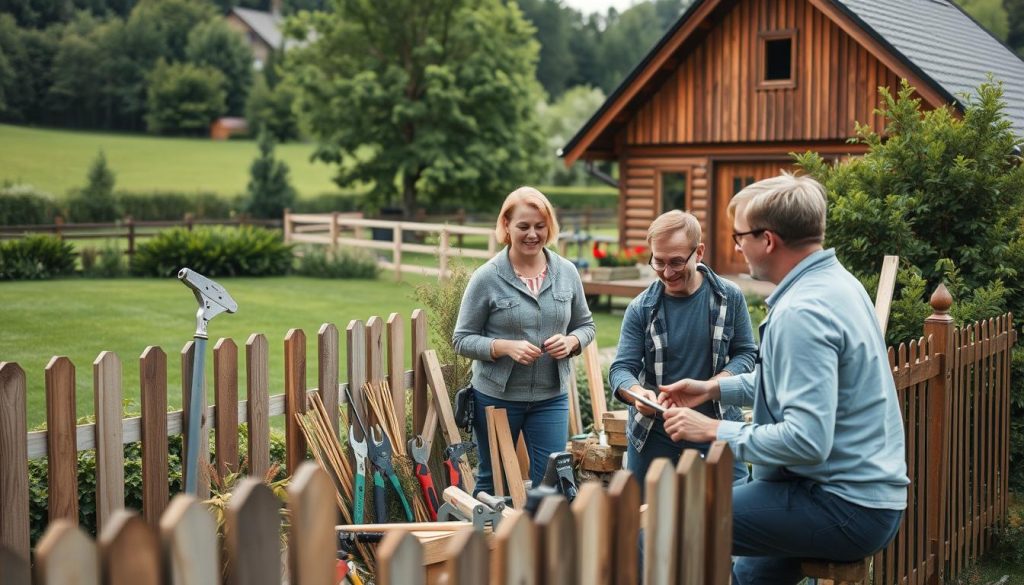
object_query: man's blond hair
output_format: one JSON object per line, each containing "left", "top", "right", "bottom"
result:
{"left": 646, "top": 210, "right": 702, "bottom": 246}
{"left": 727, "top": 172, "right": 826, "bottom": 246}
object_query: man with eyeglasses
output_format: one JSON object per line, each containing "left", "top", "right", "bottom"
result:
{"left": 658, "top": 173, "right": 908, "bottom": 584}
{"left": 608, "top": 209, "right": 757, "bottom": 488}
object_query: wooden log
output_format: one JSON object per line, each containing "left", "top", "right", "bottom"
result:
{"left": 98, "top": 510, "right": 161, "bottom": 585}
{"left": 0, "top": 362, "right": 30, "bottom": 562}
{"left": 485, "top": 406, "right": 506, "bottom": 497}
{"left": 32, "top": 520, "right": 97, "bottom": 585}
{"left": 607, "top": 470, "right": 640, "bottom": 585}
{"left": 535, "top": 496, "right": 576, "bottom": 585}
{"left": 676, "top": 450, "right": 706, "bottom": 585}
{"left": 226, "top": 478, "right": 282, "bottom": 585}
{"left": 140, "top": 347, "right": 169, "bottom": 527}
{"left": 214, "top": 338, "right": 240, "bottom": 478}
{"left": 572, "top": 482, "right": 611, "bottom": 585}
{"left": 491, "top": 409, "right": 527, "bottom": 508}
{"left": 377, "top": 531, "right": 425, "bottom": 585}
{"left": 285, "top": 329, "right": 308, "bottom": 474}
{"left": 644, "top": 458, "right": 677, "bottom": 585}
{"left": 160, "top": 495, "right": 220, "bottom": 585}
{"left": 245, "top": 334, "right": 271, "bottom": 479}
{"left": 94, "top": 351, "right": 124, "bottom": 534}
{"left": 491, "top": 511, "right": 536, "bottom": 585}
{"left": 45, "top": 356, "right": 78, "bottom": 524}
{"left": 288, "top": 462, "right": 336, "bottom": 585}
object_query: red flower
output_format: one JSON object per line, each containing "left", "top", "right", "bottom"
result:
{"left": 592, "top": 242, "right": 607, "bottom": 259}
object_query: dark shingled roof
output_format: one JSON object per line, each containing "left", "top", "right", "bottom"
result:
{"left": 561, "top": 0, "right": 1024, "bottom": 159}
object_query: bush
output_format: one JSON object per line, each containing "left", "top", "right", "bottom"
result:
{"left": 293, "top": 246, "right": 378, "bottom": 279}
{"left": 131, "top": 226, "right": 293, "bottom": 277}
{"left": 412, "top": 261, "right": 472, "bottom": 392}
{"left": 542, "top": 186, "right": 619, "bottom": 210}
{"left": 27, "top": 427, "right": 288, "bottom": 545}
{"left": 245, "top": 132, "right": 296, "bottom": 219}
{"left": 116, "top": 191, "right": 236, "bottom": 221}
{"left": 291, "top": 192, "right": 365, "bottom": 214}
{"left": 66, "top": 151, "right": 118, "bottom": 222}
{"left": 0, "top": 184, "right": 58, "bottom": 225}
{"left": 0, "top": 235, "right": 75, "bottom": 280}
{"left": 145, "top": 60, "right": 227, "bottom": 135}
{"left": 79, "top": 241, "right": 126, "bottom": 278}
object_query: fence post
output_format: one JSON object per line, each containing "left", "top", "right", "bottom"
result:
{"left": 393, "top": 222, "right": 403, "bottom": 281}
{"left": 54, "top": 215, "right": 63, "bottom": 240}
{"left": 283, "top": 208, "right": 292, "bottom": 244}
{"left": 0, "top": 362, "right": 30, "bottom": 563}
{"left": 439, "top": 229, "right": 450, "bottom": 281}
{"left": 184, "top": 212, "right": 194, "bottom": 232}
{"left": 330, "top": 211, "right": 339, "bottom": 251}
{"left": 125, "top": 216, "right": 135, "bottom": 257}
{"left": 923, "top": 283, "right": 953, "bottom": 585}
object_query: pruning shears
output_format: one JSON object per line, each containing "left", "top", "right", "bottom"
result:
{"left": 344, "top": 387, "right": 368, "bottom": 524}
{"left": 369, "top": 425, "right": 414, "bottom": 522}
{"left": 408, "top": 435, "right": 440, "bottom": 521}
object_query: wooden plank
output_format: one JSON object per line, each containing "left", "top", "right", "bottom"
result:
{"left": 93, "top": 351, "right": 124, "bottom": 534}
{"left": 485, "top": 406, "right": 506, "bottom": 497}
{"left": 582, "top": 343, "right": 608, "bottom": 432}
{"left": 516, "top": 434, "right": 530, "bottom": 480}
{"left": 160, "top": 495, "right": 220, "bottom": 585}
{"left": 423, "top": 350, "right": 475, "bottom": 491}
{"left": 535, "top": 496, "right": 576, "bottom": 585}
{"left": 412, "top": 310, "right": 429, "bottom": 435}
{"left": 288, "top": 462, "right": 336, "bottom": 585}
{"left": 491, "top": 511, "right": 536, "bottom": 585}
{"left": 0, "top": 545, "right": 30, "bottom": 585}
{"left": 33, "top": 520, "right": 98, "bottom": 585}
{"left": 676, "top": 450, "right": 706, "bottom": 585}
{"left": 214, "top": 338, "right": 240, "bottom": 478}
{"left": 572, "top": 483, "right": 611, "bottom": 585}
{"left": 346, "top": 320, "right": 367, "bottom": 441}
{"left": 246, "top": 334, "right": 271, "bottom": 479}
{"left": 492, "top": 409, "right": 527, "bottom": 509}
{"left": 567, "top": 358, "right": 582, "bottom": 435}
{"left": 285, "top": 329, "right": 308, "bottom": 474}
{"left": 318, "top": 323, "right": 340, "bottom": 436}
{"left": 98, "top": 510, "right": 161, "bottom": 585}
{"left": 0, "top": 362, "right": 30, "bottom": 561}
{"left": 644, "top": 458, "right": 677, "bottom": 585}
{"left": 226, "top": 478, "right": 282, "bottom": 585}
{"left": 377, "top": 531, "right": 425, "bottom": 585}
{"left": 45, "top": 356, "right": 78, "bottom": 524}
{"left": 181, "top": 342, "right": 210, "bottom": 498}
{"left": 366, "top": 316, "right": 384, "bottom": 393}
{"left": 705, "top": 442, "right": 734, "bottom": 585}
{"left": 444, "top": 528, "right": 489, "bottom": 585}
{"left": 387, "top": 313, "right": 406, "bottom": 445}
{"left": 140, "top": 347, "right": 169, "bottom": 527}
{"left": 874, "top": 255, "right": 899, "bottom": 335}
{"left": 607, "top": 470, "right": 640, "bottom": 585}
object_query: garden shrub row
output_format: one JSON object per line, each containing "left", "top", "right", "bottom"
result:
{"left": 131, "top": 226, "right": 294, "bottom": 277}
{"left": 0, "top": 235, "right": 76, "bottom": 280}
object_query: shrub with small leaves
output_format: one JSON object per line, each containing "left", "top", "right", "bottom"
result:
{"left": 131, "top": 226, "right": 293, "bottom": 277}
{"left": 0, "top": 183, "right": 58, "bottom": 225}
{"left": 412, "top": 261, "right": 472, "bottom": 393}
{"left": 0, "top": 235, "right": 75, "bottom": 280}
{"left": 294, "top": 246, "right": 378, "bottom": 279}
{"left": 80, "top": 241, "right": 126, "bottom": 278}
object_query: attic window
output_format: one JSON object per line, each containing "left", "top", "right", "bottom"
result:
{"left": 759, "top": 30, "right": 797, "bottom": 89}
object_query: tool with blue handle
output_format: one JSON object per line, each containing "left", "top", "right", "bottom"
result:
{"left": 370, "top": 426, "right": 414, "bottom": 522}
{"left": 344, "top": 386, "right": 369, "bottom": 524}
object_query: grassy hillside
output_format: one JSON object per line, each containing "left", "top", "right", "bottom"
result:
{"left": 0, "top": 124, "right": 343, "bottom": 198}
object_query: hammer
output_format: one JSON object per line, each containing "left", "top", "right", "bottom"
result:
{"left": 178, "top": 268, "right": 237, "bottom": 494}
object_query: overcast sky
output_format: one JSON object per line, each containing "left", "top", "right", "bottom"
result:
{"left": 560, "top": 0, "right": 642, "bottom": 15}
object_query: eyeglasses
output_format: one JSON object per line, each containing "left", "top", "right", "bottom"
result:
{"left": 731, "top": 228, "right": 767, "bottom": 246}
{"left": 649, "top": 246, "right": 698, "bottom": 272}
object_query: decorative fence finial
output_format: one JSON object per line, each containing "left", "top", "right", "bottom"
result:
{"left": 930, "top": 282, "right": 953, "bottom": 314}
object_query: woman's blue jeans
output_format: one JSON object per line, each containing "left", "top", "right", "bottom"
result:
{"left": 470, "top": 390, "right": 569, "bottom": 496}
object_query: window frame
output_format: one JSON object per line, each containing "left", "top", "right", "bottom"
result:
{"left": 757, "top": 29, "right": 798, "bottom": 90}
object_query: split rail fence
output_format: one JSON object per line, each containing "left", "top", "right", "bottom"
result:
{"left": 0, "top": 283, "right": 1016, "bottom": 584}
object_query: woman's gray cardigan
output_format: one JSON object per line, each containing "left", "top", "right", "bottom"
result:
{"left": 452, "top": 247, "right": 596, "bottom": 401}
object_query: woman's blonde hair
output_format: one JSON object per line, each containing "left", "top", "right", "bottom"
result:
{"left": 494, "top": 186, "right": 560, "bottom": 246}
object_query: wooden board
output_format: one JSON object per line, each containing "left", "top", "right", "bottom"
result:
{"left": 412, "top": 310, "right": 430, "bottom": 435}
{"left": 214, "top": 338, "right": 240, "bottom": 478}
{"left": 874, "top": 255, "right": 899, "bottom": 336}
{"left": 602, "top": 411, "right": 627, "bottom": 434}
{"left": 318, "top": 323, "right": 340, "bottom": 436}
{"left": 516, "top": 435, "right": 530, "bottom": 480}
{"left": 567, "top": 358, "right": 582, "bottom": 435}
{"left": 535, "top": 496, "right": 576, "bottom": 585}
{"left": 676, "top": 450, "right": 706, "bottom": 585}
{"left": 572, "top": 483, "right": 611, "bottom": 585}
{"left": 160, "top": 495, "right": 220, "bottom": 585}
{"left": 287, "top": 463, "right": 336, "bottom": 585}
{"left": 245, "top": 334, "right": 271, "bottom": 479}
{"left": 226, "top": 478, "right": 282, "bottom": 585}
{"left": 45, "top": 356, "right": 78, "bottom": 524}
{"left": 491, "top": 409, "right": 527, "bottom": 509}
{"left": 444, "top": 529, "right": 489, "bottom": 585}
{"left": 386, "top": 313, "right": 406, "bottom": 445}
{"left": 644, "top": 458, "right": 677, "bottom": 585}
{"left": 607, "top": 470, "right": 640, "bottom": 585}
{"left": 582, "top": 343, "right": 608, "bottom": 432}
{"left": 377, "top": 532, "right": 425, "bottom": 585}
{"left": 485, "top": 406, "right": 506, "bottom": 497}
{"left": 491, "top": 512, "right": 535, "bottom": 585}
{"left": 704, "top": 442, "right": 734, "bottom": 585}
{"left": 284, "top": 329, "right": 308, "bottom": 474}
{"left": 98, "top": 510, "right": 161, "bottom": 585}
{"left": 140, "top": 347, "right": 169, "bottom": 527}
{"left": 423, "top": 350, "right": 475, "bottom": 492}
{"left": 0, "top": 363, "right": 30, "bottom": 561}
{"left": 33, "top": 520, "right": 98, "bottom": 585}
{"left": 93, "top": 352, "right": 124, "bottom": 534}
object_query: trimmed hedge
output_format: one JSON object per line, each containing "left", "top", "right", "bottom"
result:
{"left": 0, "top": 185, "right": 59, "bottom": 225}
{"left": 131, "top": 226, "right": 293, "bottom": 277}
{"left": 0, "top": 235, "right": 76, "bottom": 280}
{"left": 542, "top": 186, "right": 618, "bottom": 210}
{"left": 116, "top": 191, "right": 237, "bottom": 221}
{"left": 293, "top": 246, "right": 379, "bottom": 279}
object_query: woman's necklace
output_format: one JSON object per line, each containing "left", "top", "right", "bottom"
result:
{"left": 513, "top": 260, "right": 547, "bottom": 278}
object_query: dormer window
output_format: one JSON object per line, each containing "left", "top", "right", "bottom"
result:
{"left": 759, "top": 30, "right": 797, "bottom": 89}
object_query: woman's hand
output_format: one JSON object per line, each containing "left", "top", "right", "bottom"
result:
{"left": 493, "top": 339, "right": 543, "bottom": 365}
{"left": 542, "top": 334, "right": 579, "bottom": 360}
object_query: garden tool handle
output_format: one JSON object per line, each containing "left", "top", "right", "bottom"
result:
{"left": 444, "top": 458, "right": 463, "bottom": 490}
{"left": 353, "top": 471, "right": 366, "bottom": 524}
{"left": 389, "top": 474, "right": 414, "bottom": 522}
{"left": 373, "top": 472, "right": 387, "bottom": 522}
{"left": 184, "top": 336, "right": 207, "bottom": 495}
{"left": 414, "top": 463, "right": 440, "bottom": 521}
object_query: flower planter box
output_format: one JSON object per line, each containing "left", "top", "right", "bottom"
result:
{"left": 589, "top": 266, "right": 641, "bottom": 281}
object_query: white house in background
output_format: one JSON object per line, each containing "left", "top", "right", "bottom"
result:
{"left": 225, "top": 5, "right": 284, "bottom": 70}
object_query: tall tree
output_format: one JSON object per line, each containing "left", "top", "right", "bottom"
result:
{"left": 1007, "top": 0, "right": 1024, "bottom": 54}
{"left": 955, "top": 0, "right": 1009, "bottom": 40}
{"left": 517, "top": 0, "right": 578, "bottom": 98}
{"left": 145, "top": 60, "right": 227, "bottom": 134}
{"left": 287, "top": 0, "right": 547, "bottom": 216}
{"left": 246, "top": 131, "right": 296, "bottom": 219}
{"left": 185, "top": 19, "right": 254, "bottom": 115}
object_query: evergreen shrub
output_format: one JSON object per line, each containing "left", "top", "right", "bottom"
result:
{"left": 293, "top": 246, "right": 378, "bottom": 279}
{"left": 131, "top": 226, "right": 292, "bottom": 277}
{"left": 0, "top": 235, "right": 75, "bottom": 280}
{"left": 0, "top": 184, "right": 58, "bottom": 225}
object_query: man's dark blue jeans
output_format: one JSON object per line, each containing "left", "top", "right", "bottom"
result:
{"left": 731, "top": 478, "right": 903, "bottom": 584}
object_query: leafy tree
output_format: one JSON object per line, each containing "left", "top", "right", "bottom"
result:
{"left": 145, "top": 60, "right": 227, "bottom": 135}
{"left": 286, "top": 0, "right": 547, "bottom": 216}
{"left": 795, "top": 79, "right": 1024, "bottom": 488}
{"left": 517, "top": 0, "right": 578, "bottom": 98}
{"left": 67, "top": 150, "right": 119, "bottom": 221}
{"left": 245, "top": 131, "right": 296, "bottom": 219}
{"left": 536, "top": 85, "right": 606, "bottom": 185}
{"left": 0, "top": 15, "right": 59, "bottom": 124}
{"left": 46, "top": 13, "right": 109, "bottom": 128}
{"left": 185, "top": 19, "right": 254, "bottom": 116}
{"left": 955, "top": 0, "right": 1009, "bottom": 40}
{"left": 245, "top": 73, "right": 299, "bottom": 142}
{"left": 127, "top": 0, "right": 216, "bottom": 62}
{"left": 1007, "top": 0, "right": 1024, "bottom": 54}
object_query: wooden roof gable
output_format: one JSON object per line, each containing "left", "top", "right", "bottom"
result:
{"left": 560, "top": 0, "right": 1010, "bottom": 166}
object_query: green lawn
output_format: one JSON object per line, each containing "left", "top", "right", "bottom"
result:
{"left": 0, "top": 274, "right": 625, "bottom": 428}
{"left": 0, "top": 123, "right": 342, "bottom": 198}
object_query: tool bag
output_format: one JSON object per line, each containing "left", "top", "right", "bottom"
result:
{"left": 453, "top": 384, "right": 475, "bottom": 432}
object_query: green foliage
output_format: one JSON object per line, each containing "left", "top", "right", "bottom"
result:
{"left": 412, "top": 261, "right": 472, "bottom": 391}
{"left": 245, "top": 131, "right": 296, "bottom": 219}
{"left": 536, "top": 85, "right": 607, "bottom": 185}
{"left": 79, "top": 241, "right": 127, "bottom": 277}
{"left": 0, "top": 183, "right": 58, "bottom": 224}
{"left": 0, "top": 235, "right": 76, "bottom": 280}
{"left": 989, "top": 501, "right": 1024, "bottom": 566}
{"left": 116, "top": 190, "right": 235, "bottom": 220}
{"left": 542, "top": 186, "right": 619, "bottom": 210}
{"left": 245, "top": 70, "right": 300, "bottom": 143}
{"left": 291, "top": 192, "right": 363, "bottom": 213}
{"left": 131, "top": 225, "right": 293, "bottom": 277}
{"left": 795, "top": 78, "right": 1024, "bottom": 490}
{"left": 145, "top": 60, "right": 227, "bottom": 135}
{"left": 185, "top": 18, "right": 253, "bottom": 116}
{"left": 954, "top": 0, "right": 1009, "bottom": 40}
{"left": 1007, "top": 0, "right": 1024, "bottom": 55}
{"left": 67, "top": 150, "right": 119, "bottom": 222}
{"left": 293, "top": 246, "right": 378, "bottom": 279}
{"left": 287, "top": 0, "right": 547, "bottom": 215}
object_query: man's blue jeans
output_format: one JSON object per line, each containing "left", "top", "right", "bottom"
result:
{"left": 731, "top": 478, "right": 903, "bottom": 585}
{"left": 627, "top": 417, "right": 750, "bottom": 493}
{"left": 470, "top": 390, "right": 569, "bottom": 496}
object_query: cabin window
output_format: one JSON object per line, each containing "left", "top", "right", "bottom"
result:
{"left": 759, "top": 30, "right": 797, "bottom": 89}
{"left": 732, "top": 176, "right": 756, "bottom": 194}
{"left": 660, "top": 172, "right": 688, "bottom": 214}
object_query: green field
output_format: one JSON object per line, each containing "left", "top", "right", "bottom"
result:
{"left": 0, "top": 123, "right": 342, "bottom": 198}
{"left": 0, "top": 275, "right": 625, "bottom": 428}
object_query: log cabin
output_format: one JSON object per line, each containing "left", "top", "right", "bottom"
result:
{"left": 561, "top": 0, "right": 1024, "bottom": 275}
